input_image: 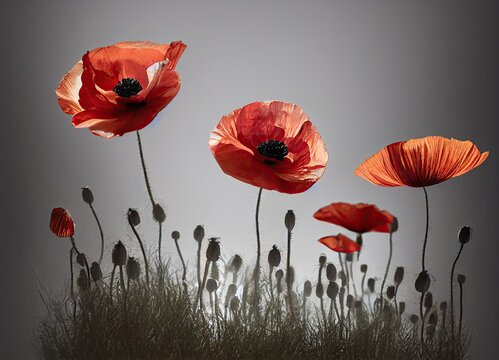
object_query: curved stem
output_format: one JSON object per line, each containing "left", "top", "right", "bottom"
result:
{"left": 110, "top": 265, "right": 116, "bottom": 300}
{"left": 129, "top": 221, "right": 150, "bottom": 286}
{"left": 69, "top": 247, "right": 75, "bottom": 300}
{"left": 158, "top": 223, "right": 162, "bottom": 266}
{"left": 88, "top": 203, "right": 105, "bottom": 265}
{"left": 174, "top": 238, "right": 187, "bottom": 285}
{"left": 380, "top": 231, "right": 393, "bottom": 312}
{"left": 253, "top": 187, "right": 263, "bottom": 313}
{"left": 421, "top": 187, "right": 429, "bottom": 272}
{"left": 286, "top": 226, "right": 293, "bottom": 317}
{"left": 136, "top": 131, "right": 155, "bottom": 207}
{"left": 197, "top": 259, "right": 210, "bottom": 311}
{"left": 451, "top": 243, "right": 465, "bottom": 349}
{"left": 459, "top": 282, "right": 464, "bottom": 340}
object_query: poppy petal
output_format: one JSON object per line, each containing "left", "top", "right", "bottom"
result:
{"left": 55, "top": 61, "right": 84, "bottom": 115}
{"left": 318, "top": 234, "right": 360, "bottom": 253}
{"left": 50, "top": 208, "right": 75, "bottom": 238}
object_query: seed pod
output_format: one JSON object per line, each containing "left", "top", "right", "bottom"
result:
{"left": 458, "top": 226, "right": 472, "bottom": 245}
{"left": 390, "top": 217, "right": 399, "bottom": 233}
{"left": 415, "top": 271, "right": 430, "bottom": 293}
{"left": 440, "top": 301, "right": 448, "bottom": 311}
{"left": 268, "top": 245, "right": 281, "bottom": 267}
{"left": 319, "top": 254, "right": 327, "bottom": 266}
{"left": 229, "top": 255, "right": 243, "bottom": 273}
{"left": 77, "top": 269, "right": 89, "bottom": 291}
{"left": 410, "top": 314, "right": 419, "bottom": 324}
{"left": 153, "top": 203, "right": 166, "bottom": 223}
{"left": 426, "top": 325, "right": 436, "bottom": 339}
{"left": 316, "top": 282, "right": 324, "bottom": 298}
{"left": 394, "top": 267, "right": 404, "bottom": 285}
{"left": 338, "top": 271, "right": 347, "bottom": 288}
{"left": 304, "top": 280, "right": 312, "bottom": 297}
{"left": 428, "top": 311, "right": 438, "bottom": 326}
{"left": 275, "top": 269, "right": 284, "bottom": 281}
{"left": 386, "top": 285, "right": 395, "bottom": 300}
{"left": 399, "top": 301, "right": 406, "bottom": 315}
{"left": 126, "top": 257, "right": 141, "bottom": 280}
{"left": 284, "top": 210, "right": 295, "bottom": 231}
{"left": 360, "top": 264, "right": 368, "bottom": 273}
{"left": 76, "top": 253, "right": 86, "bottom": 267}
{"left": 90, "top": 261, "right": 102, "bottom": 281}
{"left": 326, "top": 281, "right": 339, "bottom": 300}
{"left": 346, "top": 294, "right": 354, "bottom": 309}
{"left": 206, "top": 238, "right": 221, "bottom": 262}
{"left": 457, "top": 274, "right": 466, "bottom": 284}
{"left": 112, "top": 241, "right": 127, "bottom": 267}
{"left": 424, "top": 291, "right": 433, "bottom": 310}
{"left": 171, "top": 231, "right": 180, "bottom": 241}
{"left": 367, "top": 278, "right": 375, "bottom": 293}
{"left": 206, "top": 278, "right": 218, "bottom": 293}
{"left": 81, "top": 187, "right": 94, "bottom": 204}
{"left": 193, "top": 225, "right": 205, "bottom": 243}
{"left": 230, "top": 296, "right": 240, "bottom": 312}
{"left": 345, "top": 253, "right": 353, "bottom": 262}
{"left": 326, "top": 263, "right": 337, "bottom": 281}
{"left": 127, "top": 208, "right": 140, "bottom": 227}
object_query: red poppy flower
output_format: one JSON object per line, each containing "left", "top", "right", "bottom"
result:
{"left": 314, "top": 202, "right": 396, "bottom": 233}
{"left": 355, "top": 136, "right": 488, "bottom": 187}
{"left": 209, "top": 101, "right": 328, "bottom": 194}
{"left": 56, "top": 40, "right": 186, "bottom": 138}
{"left": 50, "top": 207, "right": 75, "bottom": 238}
{"left": 318, "top": 234, "right": 360, "bottom": 253}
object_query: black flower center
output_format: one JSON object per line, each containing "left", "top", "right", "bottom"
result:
{"left": 113, "top": 78, "right": 143, "bottom": 97}
{"left": 257, "top": 140, "right": 288, "bottom": 161}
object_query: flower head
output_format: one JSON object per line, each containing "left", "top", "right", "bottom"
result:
{"left": 56, "top": 40, "right": 186, "bottom": 138}
{"left": 209, "top": 101, "right": 328, "bottom": 194}
{"left": 318, "top": 234, "right": 360, "bottom": 254}
{"left": 50, "top": 207, "right": 75, "bottom": 238}
{"left": 355, "top": 136, "right": 488, "bottom": 187}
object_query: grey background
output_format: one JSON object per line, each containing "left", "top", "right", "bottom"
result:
{"left": 4, "top": 0, "right": 498, "bottom": 358}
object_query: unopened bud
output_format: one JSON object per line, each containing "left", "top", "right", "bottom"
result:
{"left": 360, "top": 264, "right": 368, "bottom": 274}
{"left": 206, "top": 238, "right": 221, "bottom": 262}
{"left": 171, "top": 231, "right": 180, "bottom": 241}
{"left": 399, "top": 301, "right": 406, "bottom": 315}
{"left": 127, "top": 208, "right": 140, "bottom": 227}
{"left": 458, "top": 226, "right": 472, "bottom": 245}
{"left": 394, "top": 267, "right": 405, "bottom": 285}
{"left": 275, "top": 269, "right": 284, "bottom": 280}
{"left": 367, "top": 278, "right": 375, "bottom": 293}
{"left": 112, "top": 241, "right": 127, "bottom": 267}
{"left": 390, "top": 217, "right": 399, "bottom": 233}
{"left": 319, "top": 254, "right": 327, "bottom": 266}
{"left": 229, "top": 255, "right": 243, "bottom": 273}
{"left": 327, "top": 281, "right": 339, "bottom": 300}
{"left": 415, "top": 271, "right": 430, "bottom": 293}
{"left": 268, "top": 245, "right": 281, "bottom": 267}
{"left": 153, "top": 203, "right": 166, "bottom": 223}
{"left": 76, "top": 253, "right": 86, "bottom": 267}
{"left": 304, "top": 280, "right": 312, "bottom": 297}
{"left": 193, "top": 225, "right": 205, "bottom": 243}
{"left": 126, "top": 257, "right": 141, "bottom": 280}
{"left": 326, "top": 263, "right": 337, "bottom": 281}
{"left": 424, "top": 292, "right": 433, "bottom": 309}
{"left": 81, "top": 187, "right": 94, "bottom": 204}
{"left": 457, "top": 274, "right": 466, "bottom": 284}
{"left": 345, "top": 253, "right": 353, "bottom": 262}
{"left": 284, "top": 210, "right": 295, "bottom": 231}
{"left": 206, "top": 278, "right": 218, "bottom": 293}
{"left": 315, "top": 282, "right": 324, "bottom": 298}
{"left": 386, "top": 285, "right": 395, "bottom": 300}
{"left": 90, "top": 262, "right": 102, "bottom": 281}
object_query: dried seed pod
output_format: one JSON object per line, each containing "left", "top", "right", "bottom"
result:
{"left": 284, "top": 210, "right": 295, "bottom": 231}
{"left": 268, "top": 245, "right": 281, "bottom": 267}
{"left": 394, "top": 266, "right": 404, "bottom": 285}
{"left": 77, "top": 269, "right": 89, "bottom": 290}
{"left": 424, "top": 291, "right": 433, "bottom": 310}
{"left": 386, "top": 285, "right": 395, "bottom": 300}
{"left": 440, "top": 301, "right": 448, "bottom": 311}
{"left": 229, "top": 254, "right": 243, "bottom": 273}
{"left": 206, "top": 238, "right": 221, "bottom": 262}
{"left": 112, "top": 241, "right": 127, "bottom": 267}
{"left": 171, "top": 231, "right": 180, "bottom": 241}
{"left": 76, "top": 253, "right": 86, "bottom": 267}
{"left": 193, "top": 225, "right": 205, "bottom": 243}
{"left": 275, "top": 269, "right": 284, "bottom": 280}
{"left": 410, "top": 314, "right": 419, "bottom": 324}
{"left": 127, "top": 208, "right": 140, "bottom": 227}
{"left": 326, "top": 281, "right": 339, "bottom": 300}
{"left": 338, "top": 271, "right": 347, "bottom": 288}
{"left": 81, "top": 187, "right": 94, "bottom": 204}
{"left": 319, "top": 254, "right": 327, "bottom": 266}
{"left": 428, "top": 311, "right": 438, "bottom": 326}
{"left": 153, "top": 203, "right": 166, "bottom": 223}
{"left": 399, "top": 301, "right": 406, "bottom": 315}
{"left": 315, "top": 282, "right": 324, "bottom": 298}
{"left": 360, "top": 264, "right": 368, "bottom": 274}
{"left": 415, "top": 271, "right": 430, "bottom": 293}
{"left": 126, "top": 257, "right": 141, "bottom": 280}
{"left": 326, "top": 263, "right": 337, "bottom": 281}
{"left": 346, "top": 294, "right": 354, "bottom": 309}
{"left": 367, "top": 278, "right": 375, "bottom": 293}
{"left": 390, "top": 217, "right": 399, "bottom": 233}
{"left": 345, "top": 253, "right": 353, "bottom": 262}
{"left": 303, "top": 280, "right": 312, "bottom": 298}
{"left": 90, "top": 261, "right": 102, "bottom": 281}
{"left": 457, "top": 274, "right": 466, "bottom": 284}
{"left": 206, "top": 278, "right": 218, "bottom": 293}
{"left": 458, "top": 226, "right": 472, "bottom": 245}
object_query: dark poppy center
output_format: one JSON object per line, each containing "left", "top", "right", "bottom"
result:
{"left": 113, "top": 78, "right": 143, "bottom": 97}
{"left": 257, "top": 140, "right": 288, "bottom": 161}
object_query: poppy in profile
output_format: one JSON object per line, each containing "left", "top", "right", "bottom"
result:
{"left": 56, "top": 40, "right": 186, "bottom": 138}
{"left": 50, "top": 207, "right": 75, "bottom": 238}
{"left": 318, "top": 234, "right": 360, "bottom": 254}
{"left": 314, "top": 202, "right": 395, "bottom": 234}
{"left": 209, "top": 101, "right": 328, "bottom": 194}
{"left": 355, "top": 136, "right": 488, "bottom": 187}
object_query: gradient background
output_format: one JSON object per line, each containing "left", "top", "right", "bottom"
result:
{"left": 4, "top": 0, "right": 498, "bottom": 358}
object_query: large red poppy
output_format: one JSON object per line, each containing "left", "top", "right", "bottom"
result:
{"left": 50, "top": 207, "right": 75, "bottom": 238}
{"left": 314, "top": 202, "right": 396, "bottom": 233}
{"left": 318, "top": 234, "right": 360, "bottom": 253}
{"left": 56, "top": 40, "right": 186, "bottom": 138}
{"left": 355, "top": 136, "right": 488, "bottom": 187}
{"left": 209, "top": 101, "right": 328, "bottom": 194}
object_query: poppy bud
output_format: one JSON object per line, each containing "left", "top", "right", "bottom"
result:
{"left": 346, "top": 294, "right": 354, "bottom": 309}
{"left": 153, "top": 203, "right": 166, "bottom": 223}
{"left": 81, "top": 187, "right": 94, "bottom": 204}
{"left": 338, "top": 271, "right": 347, "bottom": 288}
{"left": 394, "top": 267, "right": 405, "bottom": 285}
{"left": 345, "top": 253, "right": 353, "bottom": 262}
{"left": 77, "top": 269, "right": 89, "bottom": 291}
{"left": 458, "top": 226, "right": 472, "bottom": 245}
{"left": 426, "top": 325, "right": 435, "bottom": 339}
{"left": 275, "top": 269, "right": 284, "bottom": 281}
{"left": 284, "top": 210, "right": 295, "bottom": 231}
{"left": 440, "top": 301, "right": 448, "bottom": 311}
{"left": 127, "top": 208, "right": 140, "bottom": 227}
{"left": 90, "top": 262, "right": 102, "bottom": 281}
{"left": 206, "top": 278, "right": 218, "bottom": 293}
{"left": 428, "top": 311, "right": 438, "bottom": 326}
{"left": 319, "top": 254, "right": 327, "bottom": 266}
{"left": 126, "top": 257, "right": 141, "bottom": 280}
{"left": 386, "top": 285, "right": 395, "bottom": 300}
{"left": 367, "top": 278, "right": 375, "bottom": 293}
{"left": 390, "top": 217, "right": 399, "bottom": 233}
{"left": 410, "top": 314, "right": 419, "bottom": 324}
{"left": 76, "top": 253, "right": 86, "bottom": 267}
{"left": 206, "top": 238, "right": 221, "bottom": 262}
{"left": 268, "top": 245, "right": 281, "bottom": 267}
{"left": 424, "top": 292, "right": 433, "bottom": 310}
{"left": 415, "top": 271, "right": 430, "bottom": 293}
{"left": 457, "top": 274, "right": 466, "bottom": 284}
{"left": 304, "top": 280, "right": 312, "bottom": 297}
{"left": 193, "top": 225, "right": 205, "bottom": 243}
{"left": 112, "top": 241, "right": 127, "bottom": 267}
{"left": 360, "top": 264, "right": 368, "bottom": 274}
{"left": 226, "top": 284, "right": 237, "bottom": 299}
{"left": 315, "top": 282, "right": 324, "bottom": 298}
{"left": 399, "top": 301, "right": 406, "bottom": 315}
{"left": 326, "top": 281, "right": 339, "bottom": 300}
{"left": 171, "top": 231, "right": 180, "bottom": 241}
{"left": 229, "top": 255, "right": 243, "bottom": 273}
{"left": 50, "top": 207, "right": 75, "bottom": 238}
{"left": 326, "top": 263, "right": 337, "bottom": 281}
{"left": 230, "top": 296, "right": 240, "bottom": 312}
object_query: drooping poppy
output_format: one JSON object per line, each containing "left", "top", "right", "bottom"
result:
{"left": 318, "top": 234, "right": 360, "bottom": 254}
{"left": 209, "top": 101, "right": 328, "bottom": 194}
{"left": 56, "top": 40, "right": 186, "bottom": 138}
{"left": 314, "top": 202, "right": 396, "bottom": 234}
{"left": 355, "top": 136, "right": 488, "bottom": 187}
{"left": 50, "top": 207, "right": 75, "bottom": 238}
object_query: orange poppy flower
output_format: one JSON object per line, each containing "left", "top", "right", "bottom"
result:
{"left": 314, "top": 202, "right": 396, "bottom": 234}
{"left": 318, "top": 234, "right": 360, "bottom": 253}
{"left": 56, "top": 40, "right": 186, "bottom": 138}
{"left": 50, "top": 207, "right": 75, "bottom": 238}
{"left": 355, "top": 136, "right": 488, "bottom": 187}
{"left": 209, "top": 101, "right": 328, "bottom": 194}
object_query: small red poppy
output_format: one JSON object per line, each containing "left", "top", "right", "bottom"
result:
{"left": 318, "top": 234, "right": 360, "bottom": 253}
{"left": 50, "top": 207, "right": 75, "bottom": 238}
{"left": 314, "top": 202, "right": 396, "bottom": 234}
{"left": 56, "top": 40, "right": 186, "bottom": 138}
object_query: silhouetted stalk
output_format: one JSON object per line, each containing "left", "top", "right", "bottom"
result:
{"left": 119, "top": 266, "right": 126, "bottom": 293}
{"left": 158, "top": 223, "right": 162, "bottom": 265}
{"left": 338, "top": 253, "right": 345, "bottom": 279}
{"left": 136, "top": 131, "right": 155, "bottom": 207}
{"left": 459, "top": 280, "right": 464, "bottom": 340}
{"left": 450, "top": 243, "right": 464, "bottom": 349}
{"left": 361, "top": 272, "right": 366, "bottom": 298}
{"left": 129, "top": 220, "right": 150, "bottom": 286}
{"left": 269, "top": 266, "right": 274, "bottom": 301}
{"left": 348, "top": 260, "right": 357, "bottom": 298}
{"left": 420, "top": 292, "right": 425, "bottom": 347}
{"left": 174, "top": 235, "right": 187, "bottom": 287}
{"left": 419, "top": 187, "right": 430, "bottom": 349}
{"left": 110, "top": 265, "right": 116, "bottom": 299}
{"left": 345, "top": 257, "right": 351, "bottom": 295}
{"left": 196, "top": 241, "right": 202, "bottom": 288}
{"left": 286, "top": 226, "right": 293, "bottom": 317}
{"left": 197, "top": 259, "right": 210, "bottom": 311}
{"left": 334, "top": 300, "right": 340, "bottom": 322}
{"left": 380, "top": 231, "right": 393, "bottom": 311}
{"left": 70, "top": 237, "right": 91, "bottom": 291}
{"left": 253, "top": 187, "right": 263, "bottom": 313}
{"left": 87, "top": 202, "right": 105, "bottom": 264}
{"left": 69, "top": 248, "right": 75, "bottom": 314}
{"left": 318, "top": 266, "right": 326, "bottom": 324}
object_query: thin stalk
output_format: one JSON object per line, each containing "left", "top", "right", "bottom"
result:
{"left": 380, "top": 231, "right": 393, "bottom": 311}
{"left": 129, "top": 221, "right": 150, "bottom": 286}
{"left": 88, "top": 202, "right": 105, "bottom": 265}
{"left": 450, "top": 243, "right": 465, "bottom": 349}
{"left": 318, "top": 265, "right": 326, "bottom": 325}
{"left": 196, "top": 241, "right": 202, "bottom": 288}
{"left": 253, "top": 188, "right": 263, "bottom": 306}
{"left": 286, "top": 226, "right": 293, "bottom": 317}
{"left": 110, "top": 265, "right": 117, "bottom": 299}
{"left": 69, "top": 248, "right": 75, "bottom": 301}
{"left": 269, "top": 266, "right": 274, "bottom": 301}
{"left": 420, "top": 292, "right": 425, "bottom": 348}
{"left": 197, "top": 259, "right": 211, "bottom": 311}
{"left": 174, "top": 237, "right": 187, "bottom": 286}
{"left": 459, "top": 282, "right": 464, "bottom": 340}
{"left": 361, "top": 272, "right": 366, "bottom": 298}
{"left": 158, "top": 223, "right": 162, "bottom": 266}
{"left": 70, "top": 237, "right": 91, "bottom": 291}
{"left": 421, "top": 186, "right": 429, "bottom": 272}
{"left": 348, "top": 260, "right": 357, "bottom": 298}
{"left": 338, "top": 253, "right": 345, "bottom": 279}
{"left": 119, "top": 266, "right": 126, "bottom": 293}
{"left": 136, "top": 131, "right": 155, "bottom": 207}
